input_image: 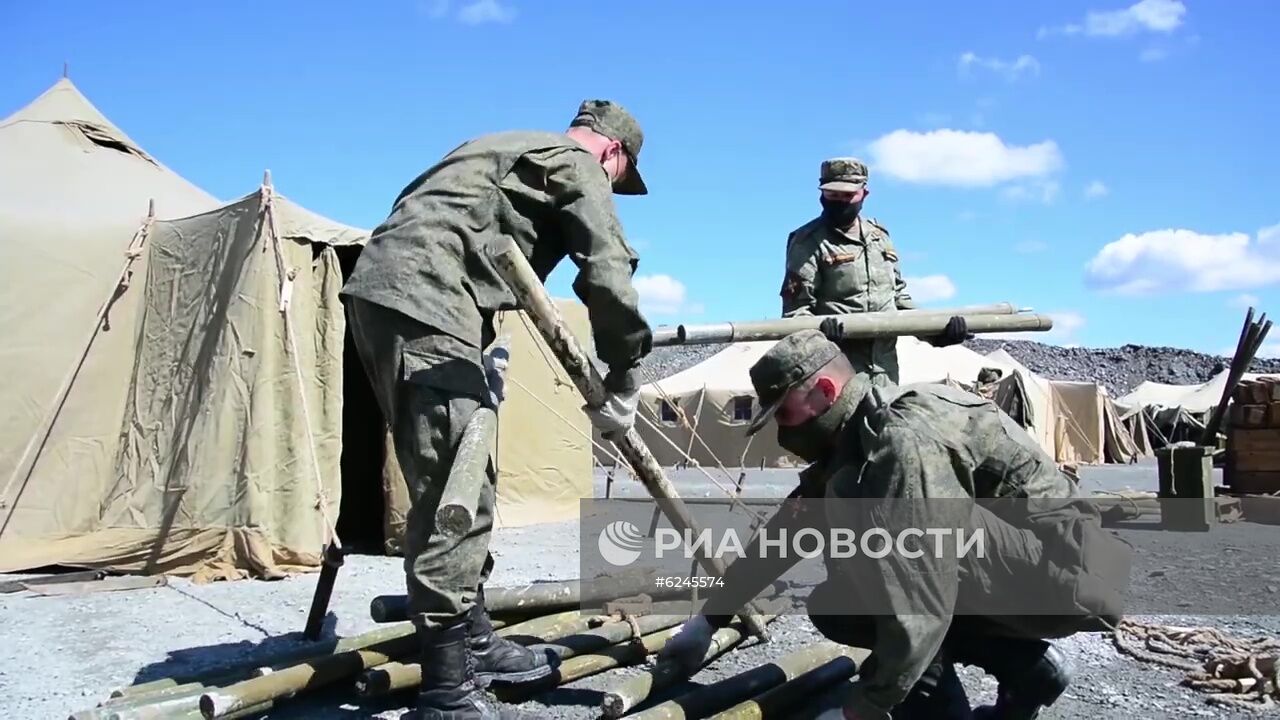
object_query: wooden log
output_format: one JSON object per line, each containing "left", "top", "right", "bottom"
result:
{"left": 436, "top": 339, "right": 510, "bottom": 537}
{"left": 371, "top": 570, "right": 691, "bottom": 623}
{"left": 626, "top": 641, "right": 866, "bottom": 720}
{"left": 488, "top": 238, "right": 768, "bottom": 641}
{"left": 357, "top": 611, "right": 667, "bottom": 698}
{"left": 198, "top": 635, "right": 418, "bottom": 718}
{"left": 705, "top": 652, "right": 867, "bottom": 720}
{"left": 68, "top": 684, "right": 205, "bottom": 720}
{"left": 672, "top": 312, "right": 1053, "bottom": 346}
{"left": 601, "top": 616, "right": 778, "bottom": 718}
{"left": 493, "top": 625, "right": 689, "bottom": 702}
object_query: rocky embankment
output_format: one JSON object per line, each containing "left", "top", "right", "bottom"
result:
{"left": 637, "top": 339, "right": 1280, "bottom": 395}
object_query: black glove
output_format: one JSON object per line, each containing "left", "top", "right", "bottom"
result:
{"left": 818, "top": 317, "right": 844, "bottom": 342}
{"left": 929, "top": 316, "right": 972, "bottom": 347}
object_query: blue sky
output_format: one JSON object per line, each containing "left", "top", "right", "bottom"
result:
{"left": 4, "top": 0, "right": 1278, "bottom": 355}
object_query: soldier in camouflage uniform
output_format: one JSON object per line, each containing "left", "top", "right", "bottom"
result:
{"left": 781, "top": 158, "right": 970, "bottom": 386}
{"left": 341, "top": 100, "right": 654, "bottom": 720}
{"left": 661, "top": 331, "right": 1131, "bottom": 720}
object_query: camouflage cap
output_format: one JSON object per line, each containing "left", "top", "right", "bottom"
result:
{"left": 818, "top": 157, "right": 869, "bottom": 192}
{"left": 746, "top": 329, "right": 842, "bottom": 435}
{"left": 570, "top": 99, "right": 648, "bottom": 195}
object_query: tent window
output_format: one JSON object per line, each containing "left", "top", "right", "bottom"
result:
{"left": 659, "top": 400, "right": 679, "bottom": 425}
{"left": 731, "top": 396, "right": 753, "bottom": 422}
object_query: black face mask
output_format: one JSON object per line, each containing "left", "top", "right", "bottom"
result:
{"left": 774, "top": 381, "right": 863, "bottom": 462}
{"left": 820, "top": 198, "right": 862, "bottom": 228}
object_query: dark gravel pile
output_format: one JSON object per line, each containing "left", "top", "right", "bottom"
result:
{"left": 966, "top": 339, "right": 1280, "bottom": 395}
{"left": 633, "top": 340, "right": 1280, "bottom": 396}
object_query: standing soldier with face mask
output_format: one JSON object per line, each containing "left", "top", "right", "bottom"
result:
{"left": 781, "top": 158, "right": 970, "bottom": 386}
{"left": 341, "top": 100, "right": 653, "bottom": 720}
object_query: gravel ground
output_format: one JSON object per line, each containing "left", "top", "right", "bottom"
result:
{"left": 638, "top": 339, "right": 1280, "bottom": 397}
{"left": 3, "top": 465, "right": 1278, "bottom": 720}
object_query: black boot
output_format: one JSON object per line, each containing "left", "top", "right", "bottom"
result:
{"left": 467, "top": 590, "right": 555, "bottom": 687}
{"left": 415, "top": 621, "right": 527, "bottom": 720}
{"left": 958, "top": 640, "right": 1070, "bottom": 720}
{"left": 892, "top": 656, "right": 974, "bottom": 719}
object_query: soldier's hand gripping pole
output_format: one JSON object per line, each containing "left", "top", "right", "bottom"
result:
{"left": 489, "top": 240, "right": 770, "bottom": 642}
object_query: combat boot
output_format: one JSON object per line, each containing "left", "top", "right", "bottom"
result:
{"left": 958, "top": 640, "right": 1070, "bottom": 720}
{"left": 468, "top": 588, "right": 556, "bottom": 687}
{"left": 891, "top": 655, "right": 974, "bottom": 719}
{"left": 415, "top": 621, "right": 529, "bottom": 720}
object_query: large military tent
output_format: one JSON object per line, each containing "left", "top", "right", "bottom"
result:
{"left": 612, "top": 336, "right": 1153, "bottom": 470}
{"left": 0, "top": 79, "right": 593, "bottom": 581}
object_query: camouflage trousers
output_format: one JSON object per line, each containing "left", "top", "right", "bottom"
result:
{"left": 346, "top": 297, "right": 496, "bottom": 630}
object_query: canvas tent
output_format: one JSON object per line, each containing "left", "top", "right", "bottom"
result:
{"left": 0, "top": 80, "right": 593, "bottom": 581}
{"left": 1119, "top": 371, "right": 1280, "bottom": 414}
{"left": 611, "top": 336, "right": 1153, "bottom": 471}
{"left": 0, "top": 78, "right": 220, "bottom": 498}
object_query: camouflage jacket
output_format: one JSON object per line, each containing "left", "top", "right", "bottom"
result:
{"left": 824, "top": 383, "right": 1127, "bottom": 714}
{"left": 705, "top": 384, "right": 1129, "bottom": 715}
{"left": 780, "top": 216, "right": 915, "bottom": 380}
{"left": 341, "top": 131, "right": 652, "bottom": 391}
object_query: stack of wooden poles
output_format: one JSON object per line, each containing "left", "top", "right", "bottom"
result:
{"left": 68, "top": 572, "right": 869, "bottom": 719}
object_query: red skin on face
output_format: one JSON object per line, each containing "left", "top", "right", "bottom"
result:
{"left": 773, "top": 376, "right": 842, "bottom": 427}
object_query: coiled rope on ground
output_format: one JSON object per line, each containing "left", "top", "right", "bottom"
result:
{"left": 1112, "top": 619, "right": 1280, "bottom": 709}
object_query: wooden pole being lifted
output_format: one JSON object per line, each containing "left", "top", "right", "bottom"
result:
{"left": 488, "top": 240, "right": 770, "bottom": 641}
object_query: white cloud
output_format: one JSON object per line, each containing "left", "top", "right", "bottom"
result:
{"left": 458, "top": 0, "right": 516, "bottom": 24}
{"left": 1016, "top": 240, "right": 1049, "bottom": 254}
{"left": 905, "top": 275, "right": 957, "bottom": 304}
{"left": 958, "top": 52, "right": 1041, "bottom": 81}
{"left": 422, "top": 0, "right": 516, "bottom": 24}
{"left": 633, "top": 274, "right": 701, "bottom": 316}
{"left": 1084, "top": 180, "right": 1109, "bottom": 199}
{"left": 1139, "top": 47, "right": 1169, "bottom": 62}
{"left": 867, "top": 129, "right": 1063, "bottom": 187}
{"left": 1084, "top": 224, "right": 1280, "bottom": 295}
{"left": 1002, "top": 179, "right": 1061, "bottom": 204}
{"left": 1039, "top": 0, "right": 1186, "bottom": 38}
{"left": 1231, "top": 293, "right": 1261, "bottom": 309}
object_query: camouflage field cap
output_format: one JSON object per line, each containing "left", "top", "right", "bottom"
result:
{"left": 746, "top": 329, "right": 842, "bottom": 435}
{"left": 570, "top": 99, "right": 648, "bottom": 195}
{"left": 818, "top": 157, "right": 869, "bottom": 192}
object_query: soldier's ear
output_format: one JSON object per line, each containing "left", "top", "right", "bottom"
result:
{"left": 814, "top": 376, "right": 839, "bottom": 405}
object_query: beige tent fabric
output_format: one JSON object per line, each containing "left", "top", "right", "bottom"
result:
{"left": 0, "top": 189, "right": 360, "bottom": 580}
{"left": 1119, "top": 371, "right": 1280, "bottom": 413}
{"left": 627, "top": 337, "right": 1070, "bottom": 471}
{"left": 0, "top": 79, "right": 219, "bottom": 505}
{"left": 0, "top": 180, "right": 595, "bottom": 579}
{"left": 623, "top": 337, "right": 1153, "bottom": 470}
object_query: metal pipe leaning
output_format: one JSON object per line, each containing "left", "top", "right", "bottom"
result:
{"left": 671, "top": 311, "right": 1054, "bottom": 346}
{"left": 488, "top": 239, "right": 769, "bottom": 642}
{"left": 627, "top": 641, "right": 868, "bottom": 720}
{"left": 435, "top": 338, "right": 511, "bottom": 537}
